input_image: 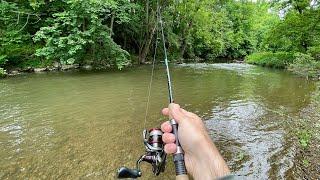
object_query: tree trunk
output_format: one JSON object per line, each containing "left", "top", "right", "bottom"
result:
{"left": 180, "top": 39, "right": 187, "bottom": 59}
{"left": 110, "top": 11, "right": 115, "bottom": 37}
{"left": 180, "top": 21, "right": 192, "bottom": 59}
{"left": 123, "top": 32, "right": 127, "bottom": 49}
{"left": 139, "top": 25, "right": 156, "bottom": 64}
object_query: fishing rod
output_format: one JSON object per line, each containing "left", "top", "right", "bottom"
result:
{"left": 159, "top": 4, "right": 188, "bottom": 180}
{"left": 117, "top": 3, "right": 188, "bottom": 180}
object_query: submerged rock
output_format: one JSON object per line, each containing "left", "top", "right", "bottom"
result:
{"left": 61, "top": 64, "right": 79, "bottom": 71}
{"left": 34, "top": 68, "right": 47, "bottom": 73}
{"left": 9, "top": 70, "right": 20, "bottom": 75}
{"left": 82, "top": 65, "right": 93, "bottom": 70}
{"left": 23, "top": 67, "right": 34, "bottom": 73}
{"left": 61, "top": 64, "right": 73, "bottom": 71}
{"left": 46, "top": 66, "right": 57, "bottom": 71}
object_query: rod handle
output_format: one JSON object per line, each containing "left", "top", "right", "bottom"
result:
{"left": 174, "top": 153, "right": 187, "bottom": 175}
{"left": 170, "top": 119, "right": 188, "bottom": 178}
{"left": 176, "top": 174, "right": 189, "bottom": 180}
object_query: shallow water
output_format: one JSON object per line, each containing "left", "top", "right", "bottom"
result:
{"left": 0, "top": 63, "right": 318, "bottom": 179}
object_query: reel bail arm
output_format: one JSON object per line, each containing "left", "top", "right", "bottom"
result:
{"left": 117, "top": 128, "right": 166, "bottom": 179}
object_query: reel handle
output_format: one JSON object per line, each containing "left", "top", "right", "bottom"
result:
{"left": 170, "top": 119, "right": 189, "bottom": 180}
{"left": 117, "top": 167, "right": 141, "bottom": 179}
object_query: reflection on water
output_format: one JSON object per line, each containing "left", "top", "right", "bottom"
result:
{"left": 0, "top": 64, "right": 318, "bottom": 179}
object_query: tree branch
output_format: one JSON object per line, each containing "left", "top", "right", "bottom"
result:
{"left": 17, "top": 14, "right": 29, "bottom": 32}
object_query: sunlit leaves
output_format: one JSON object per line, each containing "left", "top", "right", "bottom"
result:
{"left": 33, "top": 0, "right": 131, "bottom": 69}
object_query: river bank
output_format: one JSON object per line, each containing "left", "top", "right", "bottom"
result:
{"left": 1, "top": 60, "right": 242, "bottom": 78}
{"left": 1, "top": 63, "right": 95, "bottom": 77}
{"left": 285, "top": 83, "right": 320, "bottom": 178}
{"left": 246, "top": 52, "right": 320, "bottom": 81}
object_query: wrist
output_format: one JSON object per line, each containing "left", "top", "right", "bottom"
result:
{"left": 193, "top": 135, "right": 230, "bottom": 179}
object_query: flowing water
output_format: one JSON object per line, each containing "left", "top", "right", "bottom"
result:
{"left": 0, "top": 63, "right": 318, "bottom": 179}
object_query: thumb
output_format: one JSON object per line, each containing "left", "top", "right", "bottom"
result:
{"left": 168, "top": 103, "right": 187, "bottom": 124}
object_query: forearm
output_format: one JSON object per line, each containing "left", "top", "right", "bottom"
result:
{"left": 193, "top": 135, "right": 230, "bottom": 179}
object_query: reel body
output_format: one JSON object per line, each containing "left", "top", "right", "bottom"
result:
{"left": 117, "top": 128, "right": 167, "bottom": 179}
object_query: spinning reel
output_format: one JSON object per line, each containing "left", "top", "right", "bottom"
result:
{"left": 117, "top": 128, "right": 167, "bottom": 179}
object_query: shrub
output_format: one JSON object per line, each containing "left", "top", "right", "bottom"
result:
{"left": 0, "top": 55, "right": 8, "bottom": 77}
{"left": 288, "top": 53, "right": 320, "bottom": 79}
{"left": 1, "top": 44, "right": 44, "bottom": 68}
{"left": 0, "top": 55, "right": 8, "bottom": 66}
{"left": 33, "top": 1, "right": 130, "bottom": 70}
{"left": 245, "top": 52, "right": 294, "bottom": 68}
{"left": 307, "top": 46, "right": 320, "bottom": 60}
{"left": 0, "top": 68, "right": 6, "bottom": 77}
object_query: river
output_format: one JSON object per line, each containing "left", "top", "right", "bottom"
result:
{"left": 0, "top": 63, "right": 318, "bottom": 179}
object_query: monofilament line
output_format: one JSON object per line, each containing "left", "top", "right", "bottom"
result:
{"left": 143, "top": 19, "right": 159, "bottom": 130}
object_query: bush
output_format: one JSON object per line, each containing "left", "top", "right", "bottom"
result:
{"left": 33, "top": 1, "right": 130, "bottom": 70}
{"left": 1, "top": 44, "right": 44, "bottom": 69}
{"left": 0, "top": 55, "right": 8, "bottom": 77}
{"left": 0, "top": 55, "right": 8, "bottom": 65}
{"left": 288, "top": 53, "right": 320, "bottom": 79}
{"left": 0, "top": 68, "right": 6, "bottom": 77}
{"left": 307, "top": 46, "right": 320, "bottom": 60}
{"left": 245, "top": 52, "right": 294, "bottom": 68}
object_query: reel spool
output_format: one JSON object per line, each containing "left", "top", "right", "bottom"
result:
{"left": 117, "top": 128, "right": 167, "bottom": 179}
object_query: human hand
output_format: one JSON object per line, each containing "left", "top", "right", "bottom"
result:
{"left": 161, "top": 103, "right": 230, "bottom": 180}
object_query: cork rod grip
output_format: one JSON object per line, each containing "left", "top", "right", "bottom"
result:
{"left": 176, "top": 174, "right": 189, "bottom": 180}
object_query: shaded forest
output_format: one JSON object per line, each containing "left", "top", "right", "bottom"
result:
{"left": 0, "top": 0, "right": 319, "bottom": 77}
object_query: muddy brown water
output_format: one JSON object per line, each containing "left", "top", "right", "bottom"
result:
{"left": 0, "top": 63, "right": 318, "bottom": 179}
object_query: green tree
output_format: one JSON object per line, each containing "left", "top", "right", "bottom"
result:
{"left": 0, "top": 1, "right": 40, "bottom": 68}
{"left": 33, "top": 0, "right": 132, "bottom": 69}
{"left": 265, "top": 0, "right": 320, "bottom": 53}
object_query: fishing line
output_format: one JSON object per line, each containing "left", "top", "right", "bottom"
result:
{"left": 143, "top": 10, "right": 159, "bottom": 130}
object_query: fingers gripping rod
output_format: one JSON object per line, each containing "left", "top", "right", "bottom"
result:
{"left": 158, "top": 6, "right": 188, "bottom": 180}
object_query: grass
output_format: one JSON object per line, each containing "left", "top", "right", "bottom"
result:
{"left": 298, "top": 130, "right": 312, "bottom": 149}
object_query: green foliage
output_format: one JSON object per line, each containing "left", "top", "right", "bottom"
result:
{"left": 246, "top": 52, "right": 294, "bottom": 68}
{"left": 0, "top": 67, "right": 6, "bottom": 77}
{"left": 288, "top": 53, "right": 320, "bottom": 79}
{"left": 2, "top": 44, "right": 43, "bottom": 68}
{"left": 315, "top": 83, "right": 320, "bottom": 105}
{"left": 0, "top": 0, "right": 133, "bottom": 70}
{"left": 307, "top": 46, "right": 320, "bottom": 60}
{"left": 33, "top": 0, "right": 130, "bottom": 69}
{"left": 0, "top": 55, "right": 8, "bottom": 66}
{"left": 0, "top": 0, "right": 319, "bottom": 72}
{"left": 302, "top": 159, "right": 310, "bottom": 167}
{"left": 220, "top": 1, "right": 258, "bottom": 58}
{"left": 235, "top": 151, "right": 245, "bottom": 162}
{"left": 164, "top": 0, "right": 276, "bottom": 61}
{"left": 0, "top": 1, "right": 36, "bottom": 68}
{"left": 262, "top": 0, "right": 320, "bottom": 53}
{"left": 249, "top": 0, "right": 320, "bottom": 71}
{"left": 298, "top": 130, "right": 312, "bottom": 149}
